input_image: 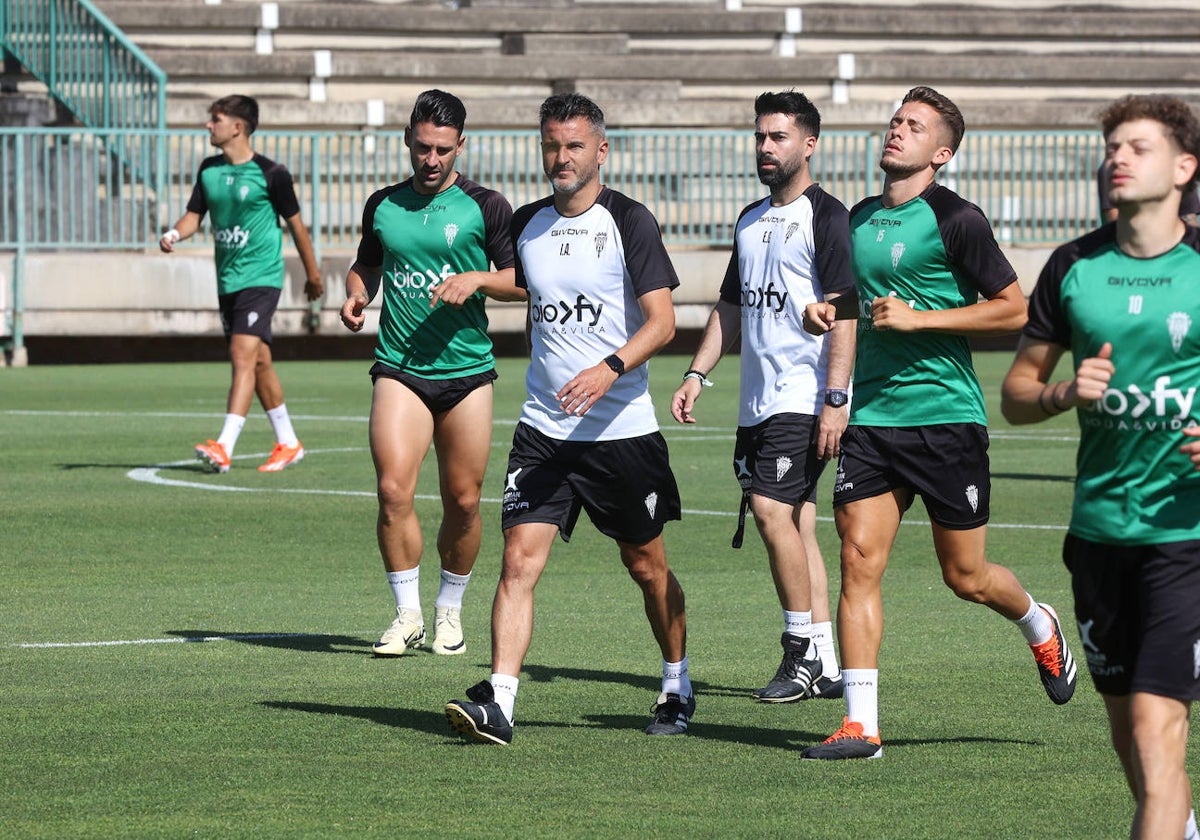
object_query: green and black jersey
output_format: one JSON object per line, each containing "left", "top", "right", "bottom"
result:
{"left": 848, "top": 182, "right": 1017, "bottom": 427}
{"left": 356, "top": 176, "right": 514, "bottom": 379}
{"left": 1025, "top": 224, "right": 1200, "bottom": 545}
{"left": 186, "top": 153, "right": 301, "bottom": 295}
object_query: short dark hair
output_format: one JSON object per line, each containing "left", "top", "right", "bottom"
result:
{"left": 901, "top": 86, "right": 965, "bottom": 153}
{"left": 754, "top": 90, "right": 820, "bottom": 138}
{"left": 539, "top": 93, "right": 605, "bottom": 136}
{"left": 210, "top": 94, "right": 258, "bottom": 134}
{"left": 1100, "top": 94, "right": 1200, "bottom": 189}
{"left": 409, "top": 89, "right": 467, "bottom": 134}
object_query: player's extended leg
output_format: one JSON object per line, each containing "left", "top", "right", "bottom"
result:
{"left": 368, "top": 377, "right": 435, "bottom": 655}
{"left": 427, "top": 384, "right": 493, "bottom": 654}
{"left": 226, "top": 333, "right": 263, "bottom": 417}
{"left": 1130, "top": 692, "right": 1192, "bottom": 839}
{"left": 1102, "top": 694, "right": 1138, "bottom": 795}
{"left": 802, "top": 491, "right": 904, "bottom": 760}
{"left": 798, "top": 500, "right": 842, "bottom": 696}
{"left": 618, "top": 535, "right": 694, "bottom": 735}
{"left": 250, "top": 337, "right": 284, "bottom": 412}
{"left": 933, "top": 523, "right": 1077, "bottom": 705}
{"left": 247, "top": 338, "right": 305, "bottom": 471}
{"left": 749, "top": 493, "right": 822, "bottom": 702}
{"left": 444, "top": 522, "right": 556, "bottom": 746}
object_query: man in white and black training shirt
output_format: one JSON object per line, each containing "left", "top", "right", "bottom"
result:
{"left": 672, "top": 91, "right": 854, "bottom": 704}
{"left": 445, "top": 94, "right": 694, "bottom": 745}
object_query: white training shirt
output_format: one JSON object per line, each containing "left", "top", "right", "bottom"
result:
{"left": 512, "top": 187, "right": 680, "bottom": 441}
{"left": 718, "top": 183, "right": 855, "bottom": 426}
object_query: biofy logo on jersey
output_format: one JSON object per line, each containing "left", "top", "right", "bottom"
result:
{"left": 531, "top": 294, "right": 603, "bottom": 329}
{"left": 387, "top": 263, "right": 455, "bottom": 294}
{"left": 1082, "top": 374, "right": 1198, "bottom": 432}
{"left": 741, "top": 281, "right": 788, "bottom": 315}
{"left": 213, "top": 226, "right": 250, "bottom": 248}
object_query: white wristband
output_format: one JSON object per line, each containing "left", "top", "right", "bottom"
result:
{"left": 683, "top": 370, "right": 713, "bottom": 387}
{"left": 163, "top": 229, "right": 181, "bottom": 244}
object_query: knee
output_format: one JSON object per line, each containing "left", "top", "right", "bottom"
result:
{"left": 376, "top": 476, "right": 415, "bottom": 521}
{"left": 622, "top": 546, "right": 668, "bottom": 590}
{"left": 443, "top": 486, "right": 482, "bottom": 526}
{"left": 941, "top": 566, "right": 988, "bottom": 604}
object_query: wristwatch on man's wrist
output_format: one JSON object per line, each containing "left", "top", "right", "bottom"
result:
{"left": 824, "top": 388, "right": 849, "bottom": 408}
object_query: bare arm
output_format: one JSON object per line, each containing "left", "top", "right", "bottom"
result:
{"left": 671, "top": 299, "right": 739, "bottom": 424}
{"left": 159, "top": 211, "right": 203, "bottom": 252}
{"left": 1000, "top": 336, "right": 1113, "bottom": 425}
{"left": 557, "top": 285, "right": 676, "bottom": 417}
{"left": 872, "top": 280, "right": 1027, "bottom": 337}
{"left": 429, "top": 267, "right": 526, "bottom": 309}
{"left": 816, "top": 291, "right": 857, "bottom": 458}
{"left": 283, "top": 212, "right": 324, "bottom": 302}
{"left": 340, "top": 260, "right": 382, "bottom": 333}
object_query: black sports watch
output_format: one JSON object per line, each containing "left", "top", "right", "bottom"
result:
{"left": 603, "top": 354, "right": 625, "bottom": 376}
{"left": 824, "top": 388, "right": 849, "bottom": 408}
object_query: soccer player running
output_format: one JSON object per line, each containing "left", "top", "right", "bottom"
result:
{"left": 671, "top": 91, "right": 854, "bottom": 702}
{"left": 340, "top": 90, "right": 522, "bottom": 658}
{"left": 445, "top": 93, "right": 692, "bottom": 744}
{"left": 161, "top": 94, "right": 323, "bottom": 473}
{"left": 1001, "top": 94, "right": 1200, "bottom": 840}
{"left": 801, "top": 86, "right": 1077, "bottom": 760}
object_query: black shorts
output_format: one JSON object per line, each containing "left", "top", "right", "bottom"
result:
{"left": 217, "top": 286, "right": 280, "bottom": 343}
{"left": 733, "top": 413, "right": 825, "bottom": 506}
{"left": 1064, "top": 533, "right": 1200, "bottom": 700}
{"left": 832, "top": 423, "right": 991, "bottom": 529}
{"left": 500, "top": 422, "right": 682, "bottom": 544}
{"left": 369, "top": 363, "right": 497, "bottom": 415}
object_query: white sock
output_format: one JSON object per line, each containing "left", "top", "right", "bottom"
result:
{"left": 386, "top": 569, "right": 421, "bottom": 612}
{"left": 490, "top": 673, "right": 519, "bottom": 724}
{"left": 783, "top": 609, "right": 813, "bottom": 637}
{"left": 662, "top": 656, "right": 691, "bottom": 697}
{"left": 265, "top": 403, "right": 299, "bottom": 446}
{"left": 435, "top": 569, "right": 471, "bottom": 609}
{"left": 1185, "top": 809, "right": 1198, "bottom": 840}
{"left": 216, "top": 414, "right": 246, "bottom": 455}
{"left": 810, "top": 621, "right": 841, "bottom": 679}
{"left": 1014, "top": 594, "right": 1054, "bottom": 645}
{"left": 844, "top": 668, "right": 879, "bottom": 737}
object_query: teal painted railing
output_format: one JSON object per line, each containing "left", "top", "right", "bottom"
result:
{"left": 0, "top": 126, "right": 1106, "bottom": 251}
{"left": 1, "top": 0, "right": 167, "bottom": 133}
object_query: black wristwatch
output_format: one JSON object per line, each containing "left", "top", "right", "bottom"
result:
{"left": 603, "top": 354, "right": 625, "bottom": 376}
{"left": 824, "top": 388, "right": 849, "bottom": 408}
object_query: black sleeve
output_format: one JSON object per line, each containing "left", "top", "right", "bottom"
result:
{"left": 184, "top": 155, "right": 219, "bottom": 217}
{"left": 259, "top": 155, "right": 302, "bottom": 220}
{"left": 718, "top": 201, "right": 756, "bottom": 305}
{"left": 927, "top": 184, "right": 1017, "bottom": 298}
{"left": 808, "top": 186, "right": 856, "bottom": 297}
{"left": 460, "top": 178, "right": 515, "bottom": 270}
{"left": 1023, "top": 226, "right": 1114, "bottom": 347}
{"left": 355, "top": 184, "right": 399, "bottom": 267}
{"left": 509, "top": 197, "right": 554, "bottom": 291}
{"left": 605, "top": 190, "right": 679, "bottom": 297}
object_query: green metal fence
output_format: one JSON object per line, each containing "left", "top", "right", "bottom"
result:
{"left": 0, "top": 125, "right": 1106, "bottom": 252}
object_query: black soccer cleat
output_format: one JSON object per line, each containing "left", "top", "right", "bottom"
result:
{"left": 751, "top": 633, "right": 822, "bottom": 703}
{"left": 445, "top": 680, "right": 513, "bottom": 745}
{"left": 645, "top": 692, "right": 696, "bottom": 735}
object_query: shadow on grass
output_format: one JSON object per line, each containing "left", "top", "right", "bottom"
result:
{"left": 520, "top": 663, "right": 748, "bottom": 698}
{"left": 166, "top": 630, "right": 373, "bottom": 654}
{"left": 992, "top": 471, "right": 1075, "bottom": 484}
{"left": 59, "top": 461, "right": 209, "bottom": 472}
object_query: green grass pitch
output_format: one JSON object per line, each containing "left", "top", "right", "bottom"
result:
{"left": 0, "top": 353, "right": 1166, "bottom": 838}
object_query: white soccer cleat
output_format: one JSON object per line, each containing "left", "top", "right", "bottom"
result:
{"left": 373, "top": 607, "right": 425, "bottom": 657}
{"left": 432, "top": 606, "right": 466, "bottom": 655}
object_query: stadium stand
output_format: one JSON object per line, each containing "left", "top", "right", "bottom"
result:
{"left": 92, "top": 0, "right": 1200, "bottom": 131}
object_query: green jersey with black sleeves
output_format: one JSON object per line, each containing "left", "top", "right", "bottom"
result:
{"left": 186, "top": 153, "right": 301, "bottom": 295}
{"left": 1025, "top": 224, "right": 1200, "bottom": 545}
{"left": 356, "top": 176, "right": 514, "bottom": 379}
{"left": 848, "top": 182, "right": 1017, "bottom": 427}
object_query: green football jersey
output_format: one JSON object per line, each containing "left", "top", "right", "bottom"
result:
{"left": 186, "top": 153, "right": 300, "bottom": 295}
{"left": 357, "top": 176, "right": 514, "bottom": 379}
{"left": 848, "top": 183, "right": 1017, "bottom": 427}
{"left": 1025, "top": 224, "right": 1200, "bottom": 544}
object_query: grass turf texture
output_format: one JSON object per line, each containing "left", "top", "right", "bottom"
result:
{"left": 0, "top": 353, "right": 1160, "bottom": 838}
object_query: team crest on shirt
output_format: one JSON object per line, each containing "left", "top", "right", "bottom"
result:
{"left": 775, "top": 456, "right": 792, "bottom": 482}
{"left": 444, "top": 223, "right": 458, "bottom": 247}
{"left": 784, "top": 222, "right": 799, "bottom": 243}
{"left": 238, "top": 185, "right": 250, "bottom": 201}
{"left": 890, "top": 242, "right": 905, "bottom": 269}
{"left": 965, "top": 484, "right": 978, "bottom": 513}
{"left": 593, "top": 232, "right": 608, "bottom": 258}
{"left": 644, "top": 492, "right": 658, "bottom": 519}
{"left": 1167, "top": 311, "right": 1192, "bottom": 353}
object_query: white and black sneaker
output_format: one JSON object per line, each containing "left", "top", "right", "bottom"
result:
{"left": 445, "top": 681, "right": 513, "bottom": 745}
{"left": 645, "top": 692, "right": 695, "bottom": 736}
{"left": 751, "top": 633, "right": 822, "bottom": 703}
{"left": 804, "top": 673, "right": 845, "bottom": 700}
